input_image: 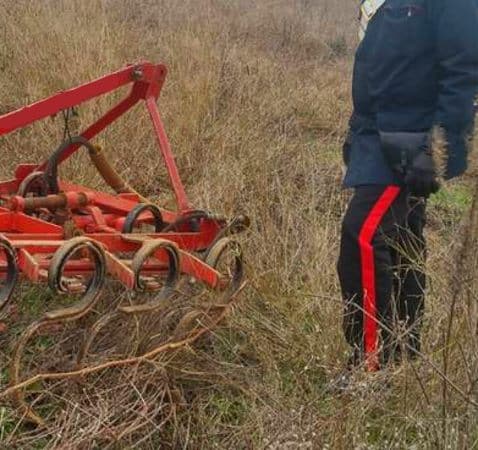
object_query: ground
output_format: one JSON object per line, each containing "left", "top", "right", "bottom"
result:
{"left": 1, "top": 0, "right": 478, "bottom": 448}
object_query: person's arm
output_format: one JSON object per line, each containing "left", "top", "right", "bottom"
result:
{"left": 433, "top": 0, "right": 478, "bottom": 165}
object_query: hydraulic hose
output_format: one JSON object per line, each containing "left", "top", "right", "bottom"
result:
{"left": 44, "top": 136, "right": 97, "bottom": 194}
{"left": 45, "top": 136, "right": 149, "bottom": 203}
{"left": 87, "top": 144, "right": 150, "bottom": 203}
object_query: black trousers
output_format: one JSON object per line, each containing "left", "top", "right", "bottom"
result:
{"left": 337, "top": 185, "right": 426, "bottom": 370}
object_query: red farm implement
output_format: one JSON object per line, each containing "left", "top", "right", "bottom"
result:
{"left": 0, "top": 62, "right": 248, "bottom": 425}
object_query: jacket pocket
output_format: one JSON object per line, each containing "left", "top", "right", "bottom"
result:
{"left": 384, "top": 1, "right": 426, "bottom": 21}
{"left": 373, "top": 0, "right": 431, "bottom": 59}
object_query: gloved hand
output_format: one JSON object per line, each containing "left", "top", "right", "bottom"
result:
{"left": 405, "top": 150, "right": 440, "bottom": 198}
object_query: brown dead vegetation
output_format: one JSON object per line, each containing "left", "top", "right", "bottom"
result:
{"left": 0, "top": 0, "right": 478, "bottom": 448}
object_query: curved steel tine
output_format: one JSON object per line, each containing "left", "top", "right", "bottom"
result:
{"left": 119, "top": 239, "right": 180, "bottom": 314}
{"left": 8, "top": 237, "right": 107, "bottom": 426}
{"left": 9, "top": 319, "right": 53, "bottom": 427}
{"left": 0, "top": 235, "right": 19, "bottom": 317}
{"left": 205, "top": 237, "right": 244, "bottom": 297}
{"left": 171, "top": 238, "right": 244, "bottom": 338}
{"left": 45, "top": 237, "right": 106, "bottom": 321}
{"left": 122, "top": 203, "right": 164, "bottom": 233}
{"left": 76, "top": 310, "right": 121, "bottom": 369}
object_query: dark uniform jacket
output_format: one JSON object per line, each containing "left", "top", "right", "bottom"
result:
{"left": 344, "top": 0, "right": 478, "bottom": 187}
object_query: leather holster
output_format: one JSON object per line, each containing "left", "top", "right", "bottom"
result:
{"left": 379, "top": 131, "right": 429, "bottom": 174}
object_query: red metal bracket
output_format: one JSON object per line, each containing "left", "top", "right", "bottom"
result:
{"left": 0, "top": 62, "right": 190, "bottom": 212}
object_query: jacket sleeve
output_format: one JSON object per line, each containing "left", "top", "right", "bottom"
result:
{"left": 433, "top": 0, "right": 478, "bottom": 161}
{"left": 342, "top": 111, "right": 357, "bottom": 166}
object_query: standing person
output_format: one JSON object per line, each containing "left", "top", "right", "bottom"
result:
{"left": 338, "top": 0, "right": 478, "bottom": 375}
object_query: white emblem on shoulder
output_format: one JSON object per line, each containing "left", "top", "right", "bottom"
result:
{"left": 359, "top": 0, "right": 387, "bottom": 41}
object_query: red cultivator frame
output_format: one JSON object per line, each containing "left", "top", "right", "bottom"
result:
{"left": 0, "top": 62, "right": 248, "bottom": 425}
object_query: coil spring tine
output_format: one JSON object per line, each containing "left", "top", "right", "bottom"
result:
{"left": 9, "top": 319, "right": 51, "bottom": 427}
{"left": 0, "top": 235, "right": 18, "bottom": 316}
{"left": 171, "top": 238, "right": 244, "bottom": 338}
{"left": 78, "top": 239, "right": 180, "bottom": 367}
{"left": 45, "top": 237, "right": 106, "bottom": 321}
{"left": 16, "top": 171, "right": 48, "bottom": 197}
{"left": 122, "top": 203, "right": 164, "bottom": 233}
{"left": 8, "top": 237, "right": 107, "bottom": 426}
{"left": 205, "top": 238, "right": 244, "bottom": 296}
{"left": 76, "top": 310, "right": 120, "bottom": 368}
{"left": 119, "top": 239, "right": 180, "bottom": 314}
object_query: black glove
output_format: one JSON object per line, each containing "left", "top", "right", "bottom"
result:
{"left": 405, "top": 150, "right": 440, "bottom": 198}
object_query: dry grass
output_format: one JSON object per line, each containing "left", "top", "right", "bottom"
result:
{"left": 0, "top": 0, "right": 477, "bottom": 448}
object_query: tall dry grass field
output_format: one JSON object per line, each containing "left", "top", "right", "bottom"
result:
{"left": 0, "top": 0, "right": 477, "bottom": 448}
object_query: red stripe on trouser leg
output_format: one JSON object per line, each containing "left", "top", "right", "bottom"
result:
{"left": 358, "top": 186, "right": 401, "bottom": 371}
